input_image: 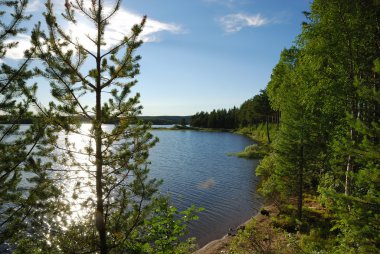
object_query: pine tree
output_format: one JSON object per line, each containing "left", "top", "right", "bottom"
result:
{"left": 0, "top": 0, "right": 65, "bottom": 249}
{"left": 29, "top": 1, "right": 197, "bottom": 253}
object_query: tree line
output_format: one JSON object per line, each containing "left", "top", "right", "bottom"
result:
{"left": 190, "top": 89, "right": 277, "bottom": 130}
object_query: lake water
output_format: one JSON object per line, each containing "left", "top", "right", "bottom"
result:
{"left": 149, "top": 130, "right": 262, "bottom": 247}
{"left": 2, "top": 125, "right": 262, "bottom": 249}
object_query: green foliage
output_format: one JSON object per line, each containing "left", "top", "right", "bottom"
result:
{"left": 256, "top": 0, "right": 379, "bottom": 252}
{"left": 229, "top": 124, "right": 278, "bottom": 159}
{"left": 0, "top": 0, "right": 67, "bottom": 248}
{"left": 227, "top": 144, "right": 265, "bottom": 159}
{"left": 228, "top": 216, "right": 300, "bottom": 254}
{"left": 142, "top": 197, "right": 202, "bottom": 254}
{"left": 237, "top": 124, "right": 278, "bottom": 144}
{"left": 238, "top": 89, "right": 275, "bottom": 128}
{"left": 139, "top": 116, "right": 192, "bottom": 125}
{"left": 256, "top": 153, "right": 290, "bottom": 207}
{"left": 190, "top": 107, "right": 239, "bottom": 129}
{"left": 191, "top": 90, "right": 278, "bottom": 133}
{"left": 180, "top": 117, "right": 187, "bottom": 126}
{"left": 299, "top": 229, "right": 336, "bottom": 254}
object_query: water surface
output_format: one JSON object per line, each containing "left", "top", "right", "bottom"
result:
{"left": 4, "top": 125, "right": 262, "bottom": 249}
{"left": 149, "top": 130, "right": 262, "bottom": 247}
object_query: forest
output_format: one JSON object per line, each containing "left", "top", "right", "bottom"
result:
{"left": 257, "top": 1, "right": 379, "bottom": 251}
{"left": 190, "top": 90, "right": 277, "bottom": 130}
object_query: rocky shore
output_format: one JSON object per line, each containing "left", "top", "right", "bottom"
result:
{"left": 193, "top": 205, "right": 275, "bottom": 254}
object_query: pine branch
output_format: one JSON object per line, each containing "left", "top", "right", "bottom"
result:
{"left": 0, "top": 54, "right": 31, "bottom": 94}
{"left": 0, "top": 136, "right": 39, "bottom": 181}
{"left": 45, "top": 61, "right": 93, "bottom": 120}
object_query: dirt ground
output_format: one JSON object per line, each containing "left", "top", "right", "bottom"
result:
{"left": 192, "top": 234, "right": 232, "bottom": 254}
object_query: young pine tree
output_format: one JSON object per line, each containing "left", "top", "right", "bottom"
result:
{"left": 31, "top": 1, "right": 198, "bottom": 253}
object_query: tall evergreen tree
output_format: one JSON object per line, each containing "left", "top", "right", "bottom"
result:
{"left": 29, "top": 1, "right": 197, "bottom": 253}
{"left": 259, "top": 48, "right": 321, "bottom": 220}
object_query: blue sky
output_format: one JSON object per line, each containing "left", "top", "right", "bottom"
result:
{"left": 5, "top": 0, "right": 311, "bottom": 116}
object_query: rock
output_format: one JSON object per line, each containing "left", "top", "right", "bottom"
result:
{"left": 260, "top": 209, "right": 270, "bottom": 216}
{"left": 228, "top": 227, "right": 237, "bottom": 236}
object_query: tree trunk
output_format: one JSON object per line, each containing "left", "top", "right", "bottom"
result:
{"left": 95, "top": 1, "right": 107, "bottom": 252}
{"left": 345, "top": 154, "right": 351, "bottom": 197}
{"left": 95, "top": 88, "right": 107, "bottom": 254}
{"left": 266, "top": 116, "right": 271, "bottom": 144}
{"left": 298, "top": 137, "right": 304, "bottom": 221}
{"left": 345, "top": 125, "right": 355, "bottom": 211}
{"left": 345, "top": 106, "right": 356, "bottom": 212}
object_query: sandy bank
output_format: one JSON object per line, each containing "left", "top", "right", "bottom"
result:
{"left": 193, "top": 216, "right": 256, "bottom": 254}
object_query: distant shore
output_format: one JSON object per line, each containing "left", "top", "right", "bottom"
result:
{"left": 152, "top": 125, "right": 233, "bottom": 132}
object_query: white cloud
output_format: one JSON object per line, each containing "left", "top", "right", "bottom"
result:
{"left": 218, "top": 13, "right": 268, "bottom": 33}
{"left": 5, "top": 4, "right": 182, "bottom": 59}
{"left": 3, "top": 34, "right": 32, "bottom": 60}
{"left": 66, "top": 7, "right": 182, "bottom": 49}
{"left": 26, "top": 0, "right": 43, "bottom": 13}
{"left": 106, "top": 7, "right": 182, "bottom": 44}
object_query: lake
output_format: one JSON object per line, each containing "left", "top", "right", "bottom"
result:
{"left": 3, "top": 125, "right": 262, "bottom": 249}
{"left": 149, "top": 129, "right": 262, "bottom": 247}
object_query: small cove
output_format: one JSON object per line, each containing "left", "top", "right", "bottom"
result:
{"left": 149, "top": 129, "right": 263, "bottom": 247}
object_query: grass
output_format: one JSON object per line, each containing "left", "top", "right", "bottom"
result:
{"left": 227, "top": 205, "right": 301, "bottom": 254}
{"left": 236, "top": 124, "right": 278, "bottom": 144}
{"left": 227, "top": 144, "right": 266, "bottom": 159}
{"left": 226, "top": 197, "right": 335, "bottom": 254}
{"left": 227, "top": 125, "right": 337, "bottom": 254}
{"left": 228, "top": 124, "right": 278, "bottom": 159}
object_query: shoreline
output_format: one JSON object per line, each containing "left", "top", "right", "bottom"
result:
{"left": 193, "top": 128, "right": 268, "bottom": 254}
{"left": 151, "top": 125, "right": 265, "bottom": 253}
{"left": 193, "top": 213, "right": 259, "bottom": 254}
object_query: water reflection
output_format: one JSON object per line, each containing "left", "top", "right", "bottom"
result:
{"left": 50, "top": 125, "right": 261, "bottom": 247}
{"left": 149, "top": 130, "right": 262, "bottom": 247}
{"left": 197, "top": 178, "right": 216, "bottom": 190}
{"left": 55, "top": 124, "right": 96, "bottom": 221}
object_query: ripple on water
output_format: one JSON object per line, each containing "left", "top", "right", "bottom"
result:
{"left": 149, "top": 130, "right": 263, "bottom": 247}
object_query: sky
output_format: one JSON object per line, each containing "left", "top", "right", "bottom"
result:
{"left": 5, "top": 0, "right": 311, "bottom": 116}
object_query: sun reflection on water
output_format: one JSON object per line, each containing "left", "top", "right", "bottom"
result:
{"left": 54, "top": 123, "right": 109, "bottom": 222}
